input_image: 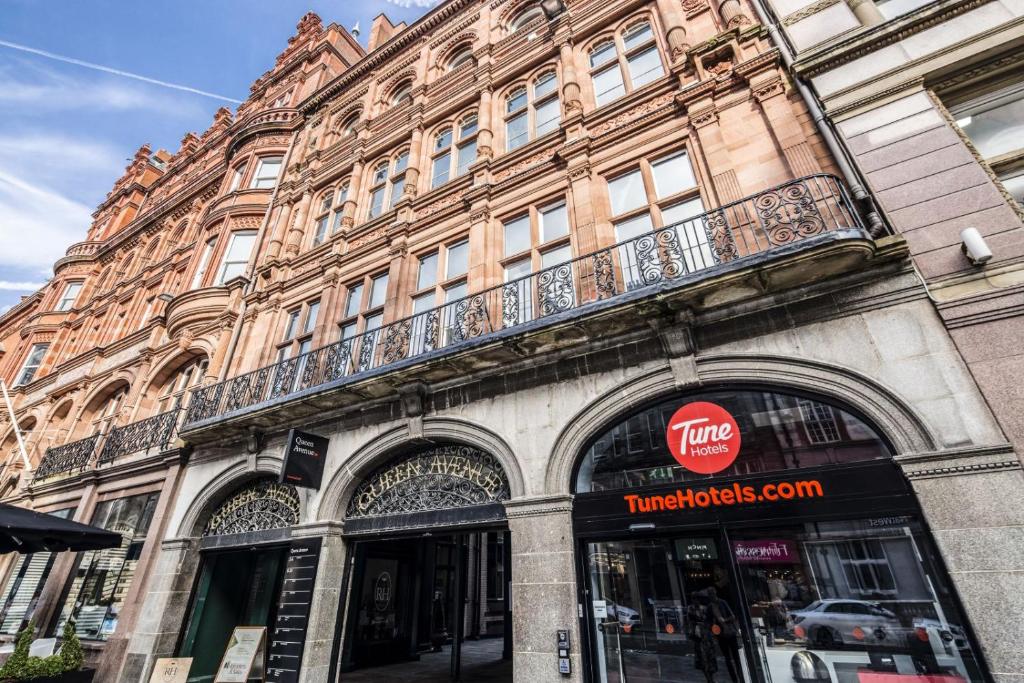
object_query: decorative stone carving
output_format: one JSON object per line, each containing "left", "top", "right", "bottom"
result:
{"left": 203, "top": 479, "right": 301, "bottom": 536}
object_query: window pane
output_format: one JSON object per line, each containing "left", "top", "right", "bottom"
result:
{"left": 593, "top": 65, "right": 626, "bottom": 106}
{"left": 389, "top": 176, "right": 405, "bottom": 208}
{"left": 394, "top": 152, "right": 409, "bottom": 173}
{"left": 364, "top": 313, "right": 383, "bottom": 331}
{"left": 373, "top": 163, "right": 389, "bottom": 184}
{"left": 435, "top": 129, "right": 453, "bottom": 150}
{"left": 534, "top": 72, "right": 557, "bottom": 99}
{"left": 55, "top": 494, "right": 157, "bottom": 641}
{"left": 413, "top": 293, "right": 435, "bottom": 314}
{"left": 444, "top": 282, "right": 467, "bottom": 302}
{"left": 541, "top": 244, "right": 571, "bottom": 268}
{"left": 303, "top": 302, "right": 320, "bottom": 334}
{"left": 225, "top": 231, "right": 256, "bottom": 261}
{"left": 506, "top": 112, "right": 528, "bottom": 150}
{"left": 614, "top": 212, "right": 654, "bottom": 242}
{"left": 623, "top": 23, "right": 654, "bottom": 50}
{"left": 652, "top": 152, "right": 698, "bottom": 198}
{"left": 460, "top": 116, "right": 478, "bottom": 139}
{"left": 608, "top": 170, "right": 647, "bottom": 215}
{"left": 627, "top": 47, "right": 664, "bottom": 89}
{"left": 368, "top": 187, "right": 385, "bottom": 218}
{"left": 418, "top": 253, "right": 438, "bottom": 290}
{"left": 432, "top": 152, "right": 452, "bottom": 188}
{"left": 504, "top": 257, "right": 531, "bottom": 281}
{"left": 345, "top": 284, "right": 363, "bottom": 318}
{"left": 332, "top": 210, "right": 345, "bottom": 232}
{"left": 503, "top": 215, "right": 531, "bottom": 256}
{"left": 370, "top": 273, "right": 389, "bottom": 308}
{"left": 534, "top": 97, "right": 560, "bottom": 136}
{"left": 319, "top": 195, "right": 333, "bottom": 213}
{"left": 590, "top": 42, "right": 617, "bottom": 68}
{"left": 341, "top": 322, "right": 358, "bottom": 340}
{"left": 956, "top": 88, "right": 1024, "bottom": 159}
{"left": 446, "top": 240, "right": 469, "bottom": 278}
{"left": 283, "top": 310, "right": 301, "bottom": 340}
{"left": 540, "top": 203, "right": 568, "bottom": 241}
{"left": 337, "top": 184, "right": 349, "bottom": 204}
{"left": 1000, "top": 169, "right": 1024, "bottom": 204}
{"left": 228, "top": 164, "right": 246, "bottom": 192}
{"left": 507, "top": 89, "right": 527, "bottom": 114}
{"left": 661, "top": 197, "right": 705, "bottom": 225}
{"left": 663, "top": 198, "right": 712, "bottom": 271}
{"left": 313, "top": 216, "right": 329, "bottom": 245}
{"left": 457, "top": 141, "right": 476, "bottom": 176}
{"left": 250, "top": 157, "right": 282, "bottom": 189}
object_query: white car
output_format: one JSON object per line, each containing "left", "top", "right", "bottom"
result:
{"left": 606, "top": 601, "right": 641, "bottom": 627}
{"left": 790, "top": 599, "right": 901, "bottom": 648}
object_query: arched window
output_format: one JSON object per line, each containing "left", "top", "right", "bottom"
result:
{"left": 390, "top": 81, "right": 414, "bottom": 106}
{"left": 156, "top": 357, "right": 208, "bottom": 413}
{"left": 366, "top": 151, "right": 409, "bottom": 220}
{"left": 575, "top": 388, "right": 891, "bottom": 493}
{"left": 90, "top": 385, "right": 130, "bottom": 437}
{"left": 430, "top": 115, "right": 479, "bottom": 189}
{"left": 446, "top": 45, "right": 475, "bottom": 72}
{"left": 509, "top": 6, "right": 544, "bottom": 33}
{"left": 589, "top": 21, "right": 665, "bottom": 108}
{"left": 505, "top": 72, "right": 560, "bottom": 151}
{"left": 312, "top": 183, "right": 350, "bottom": 244}
{"left": 338, "top": 112, "right": 360, "bottom": 137}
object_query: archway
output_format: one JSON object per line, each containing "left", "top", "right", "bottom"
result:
{"left": 567, "top": 384, "right": 987, "bottom": 683}
{"left": 338, "top": 441, "right": 514, "bottom": 683}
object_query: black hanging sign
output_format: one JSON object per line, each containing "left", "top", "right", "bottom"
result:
{"left": 266, "top": 538, "right": 323, "bottom": 683}
{"left": 280, "top": 429, "right": 328, "bottom": 490}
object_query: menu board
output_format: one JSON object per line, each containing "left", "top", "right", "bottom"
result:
{"left": 266, "top": 538, "right": 322, "bottom": 683}
{"left": 214, "top": 627, "right": 265, "bottom": 682}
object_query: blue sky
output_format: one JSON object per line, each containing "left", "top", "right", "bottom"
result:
{"left": 0, "top": 0, "right": 435, "bottom": 313}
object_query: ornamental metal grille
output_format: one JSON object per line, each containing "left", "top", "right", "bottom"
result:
{"left": 203, "top": 479, "right": 301, "bottom": 536}
{"left": 346, "top": 445, "right": 511, "bottom": 518}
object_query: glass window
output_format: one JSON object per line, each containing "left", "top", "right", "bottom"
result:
{"left": 539, "top": 203, "right": 569, "bottom": 242}
{"left": 368, "top": 187, "right": 386, "bottom": 218}
{"left": 576, "top": 389, "right": 891, "bottom": 493}
{"left": 432, "top": 151, "right": 452, "bottom": 189}
{"left": 652, "top": 152, "right": 698, "bottom": 198}
{"left": 609, "top": 170, "right": 648, "bottom": 215}
{"left": 0, "top": 509, "right": 73, "bottom": 635}
{"left": 345, "top": 284, "right": 364, "bottom": 318}
{"left": 534, "top": 72, "right": 557, "bottom": 99}
{"left": 364, "top": 312, "right": 383, "bottom": 331}
{"left": 444, "top": 281, "right": 468, "bottom": 302}
{"left": 590, "top": 41, "right": 617, "bottom": 68}
{"left": 394, "top": 151, "right": 409, "bottom": 173}
{"left": 541, "top": 243, "right": 571, "bottom": 267}
{"left": 457, "top": 140, "right": 477, "bottom": 176}
{"left": 418, "top": 253, "right": 439, "bottom": 290}
{"left": 448, "top": 46, "right": 474, "bottom": 71}
{"left": 191, "top": 239, "right": 216, "bottom": 289}
{"left": 460, "top": 116, "right": 478, "bottom": 138}
{"left": 313, "top": 215, "right": 329, "bottom": 246}
{"left": 506, "top": 112, "right": 528, "bottom": 151}
{"left": 389, "top": 176, "right": 405, "bottom": 208}
{"left": 510, "top": 6, "right": 544, "bottom": 31}
{"left": 504, "top": 215, "right": 531, "bottom": 256}
{"left": 535, "top": 97, "right": 560, "bottom": 136}
{"left": 391, "top": 82, "right": 413, "bottom": 106}
{"left": 369, "top": 273, "right": 388, "bottom": 308}
{"left": 446, "top": 240, "right": 469, "bottom": 278}
{"left": 55, "top": 494, "right": 158, "bottom": 640}
{"left": 228, "top": 164, "right": 246, "bottom": 192}
{"left": 1001, "top": 169, "right": 1024, "bottom": 204}
{"left": 953, "top": 85, "right": 1024, "bottom": 160}
{"left": 215, "top": 231, "right": 257, "bottom": 285}
{"left": 303, "top": 302, "right": 319, "bottom": 334}
{"left": 627, "top": 47, "right": 664, "bottom": 89}
{"left": 623, "top": 22, "right": 654, "bottom": 50}
{"left": 435, "top": 128, "right": 453, "bottom": 151}
{"left": 373, "top": 162, "right": 389, "bottom": 185}
{"left": 15, "top": 344, "right": 48, "bottom": 386}
{"left": 412, "top": 293, "right": 434, "bottom": 314}
{"left": 283, "top": 309, "right": 301, "bottom": 341}
{"left": 594, "top": 66, "right": 626, "bottom": 106}
{"left": 249, "top": 156, "right": 282, "bottom": 190}
{"left": 56, "top": 282, "right": 82, "bottom": 311}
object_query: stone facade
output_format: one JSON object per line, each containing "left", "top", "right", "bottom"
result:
{"left": 0, "top": 1, "right": 1020, "bottom": 682}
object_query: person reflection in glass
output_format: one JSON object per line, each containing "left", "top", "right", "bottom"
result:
{"left": 707, "top": 587, "right": 743, "bottom": 683}
{"left": 687, "top": 590, "right": 718, "bottom": 683}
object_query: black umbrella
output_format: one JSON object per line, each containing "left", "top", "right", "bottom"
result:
{"left": 0, "top": 503, "right": 122, "bottom": 554}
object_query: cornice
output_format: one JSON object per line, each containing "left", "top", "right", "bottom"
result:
{"left": 793, "top": 0, "right": 996, "bottom": 78}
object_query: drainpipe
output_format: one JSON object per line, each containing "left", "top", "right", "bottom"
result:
{"left": 750, "top": 1, "right": 886, "bottom": 236}
{"left": 216, "top": 127, "right": 302, "bottom": 382}
{"left": 0, "top": 380, "right": 31, "bottom": 471}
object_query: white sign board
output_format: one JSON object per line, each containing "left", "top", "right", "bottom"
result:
{"left": 214, "top": 626, "right": 266, "bottom": 683}
{"left": 149, "top": 658, "right": 192, "bottom": 683}
{"left": 592, "top": 600, "right": 608, "bottom": 618}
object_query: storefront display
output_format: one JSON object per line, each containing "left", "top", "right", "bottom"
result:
{"left": 572, "top": 388, "right": 986, "bottom": 683}
{"left": 0, "top": 508, "right": 73, "bottom": 634}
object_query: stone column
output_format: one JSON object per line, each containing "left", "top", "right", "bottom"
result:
{"left": 285, "top": 191, "right": 312, "bottom": 256}
{"left": 296, "top": 525, "right": 346, "bottom": 683}
{"left": 686, "top": 98, "right": 744, "bottom": 204}
{"left": 115, "top": 538, "right": 202, "bottom": 683}
{"left": 504, "top": 495, "right": 582, "bottom": 683}
{"left": 405, "top": 125, "right": 424, "bottom": 197}
{"left": 340, "top": 158, "right": 366, "bottom": 232}
{"left": 558, "top": 42, "right": 582, "bottom": 114}
{"left": 477, "top": 88, "right": 494, "bottom": 161}
{"left": 847, "top": 0, "right": 885, "bottom": 25}
{"left": 656, "top": 0, "right": 689, "bottom": 63}
{"left": 265, "top": 202, "right": 291, "bottom": 260}
{"left": 751, "top": 73, "right": 822, "bottom": 178}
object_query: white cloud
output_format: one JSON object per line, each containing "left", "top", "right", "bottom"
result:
{"left": 0, "top": 281, "right": 47, "bottom": 291}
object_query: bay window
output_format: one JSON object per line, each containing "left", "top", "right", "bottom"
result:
{"left": 14, "top": 343, "right": 48, "bottom": 386}
{"left": 249, "top": 156, "right": 282, "bottom": 190}
{"left": 214, "top": 230, "right": 257, "bottom": 285}
{"left": 56, "top": 281, "right": 82, "bottom": 311}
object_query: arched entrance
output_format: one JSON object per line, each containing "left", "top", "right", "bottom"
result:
{"left": 571, "top": 386, "right": 988, "bottom": 683}
{"left": 176, "top": 478, "right": 301, "bottom": 683}
{"left": 340, "top": 443, "right": 513, "bottom": 683}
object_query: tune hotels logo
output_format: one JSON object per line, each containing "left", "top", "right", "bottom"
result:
{"left": 665, "top": 401, "right": 741, "bottom": 474}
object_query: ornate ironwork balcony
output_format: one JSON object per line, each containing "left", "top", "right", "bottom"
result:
{"left": 97, "top": 409, "right": 180, "bottom": 465}
{"left": 34, "top": 434, "right": 100, "bottom": 481}
{"left": 184, "top": 174, "right": 866, "bottom": 427}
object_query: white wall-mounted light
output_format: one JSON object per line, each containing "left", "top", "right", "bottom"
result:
{"left": 960, "top": 227, "right": 992, "bottom": 265}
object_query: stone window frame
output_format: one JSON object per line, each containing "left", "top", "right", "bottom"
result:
{"left": 389, "top": 80, "right": 414, "bottom": 107}
{"left": 55, "top": 281, "right": 83, "bottom": 312}
{"left": 226, "top": 160, "right": 248, "bottom": 193}
{"left": 213, "top": 229, "right": 258, "bottom": 285}
{"left": 506, "top": 5, "right": 545, "bottom": 35}
{"left": 445, "top": 43, "right": 476, "bottom": 73}
{"left": 409, "top": 236, "right": 472, "bottom": 319}
{"left": 429, "top": 111, "right": 479, "bottom": 190}
{"left": 14, "top": 343, "right": 49, "bottom": 387}
{"left": 499, "top": 195, "right": 575, "bottom": 289}
{"left": 155, "top": 356, "right": 209, "bottom": 413}
{"left": 503, "top": 67, "right": 561, "bottom": 153}
{"left": 587, "top": 14, "right": 668, "bottom": 109}
{"left": 249, "top": 155, "right": 283, "bottom": 190}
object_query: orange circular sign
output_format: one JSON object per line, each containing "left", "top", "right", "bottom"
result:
{"left": 622, "top": 623, "right": 633, "bottom": 634}
{"left": 665, "top": 402, "right": 742, "bottom": 474}
{"left": 711, "top": 624, "right": 722, "bottom": 635}
{"left": 665, "top": 623, "right": 675, "bottom": 634}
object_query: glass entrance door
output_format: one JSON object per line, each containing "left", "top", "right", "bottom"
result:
{"left": 585, "top": 534, "right": 752, "bottom": 683}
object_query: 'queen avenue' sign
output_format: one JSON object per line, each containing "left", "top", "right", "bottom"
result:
{"left": 347, "top": 444, "right": 510, "bottom": 518}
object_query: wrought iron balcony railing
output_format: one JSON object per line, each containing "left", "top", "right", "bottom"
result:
{"left": 33, "top": 409, "right": 181, "bottom": 482}
{"left": 183, "top": 174, "right": 866, "bottom": 428}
